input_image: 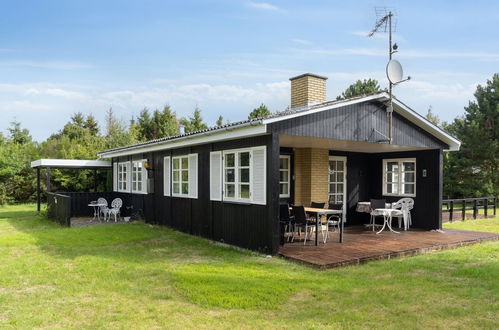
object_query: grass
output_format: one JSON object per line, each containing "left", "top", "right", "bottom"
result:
{"left": 0, "top": 204, "right": 498, "bottom": 328}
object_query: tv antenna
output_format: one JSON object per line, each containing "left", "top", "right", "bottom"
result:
{"left": 369, "top": 8, "right": 410, "bottom": 143}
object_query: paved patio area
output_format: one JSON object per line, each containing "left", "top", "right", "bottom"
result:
{"left": 279, "top": 226, "right": 499, "bottom": 269}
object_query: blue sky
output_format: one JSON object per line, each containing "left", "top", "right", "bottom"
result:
{"left": 1, "top": 0, "right": 498, "bottom": 141}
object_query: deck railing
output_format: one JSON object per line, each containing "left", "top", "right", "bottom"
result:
{"left": 442, "top": 197, "right": 497, "bottom": 222}
{"left": 46, "top": 192, "right": 71, "bottom": 226}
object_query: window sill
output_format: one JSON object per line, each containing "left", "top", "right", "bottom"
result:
{"left": 383, "top": 194, "right": 416, "bottom": 198}
{"left": 132, "top": 191, "right": 148, "bottom": 195}
{"left": 171, "top": 194, "right": 197, "bottom": 199}
{"left": 221, "top": 199, "right": 253, "bottom": 206}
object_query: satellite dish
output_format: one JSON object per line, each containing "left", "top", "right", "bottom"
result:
{"left": 386, "top": 59, "right": 403, "bottom": 84}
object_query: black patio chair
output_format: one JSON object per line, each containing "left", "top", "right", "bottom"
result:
{"left": 279, "top": 204, "right": 294, "bottom": 243}
{"left": 291, "top": 205, "right": 316, "bottom": 245}
{"left": 370, "top": 198, "right": 386, "bottom": 229}
{"left": 310, "top": 202, "right": 325, "bottom": 209}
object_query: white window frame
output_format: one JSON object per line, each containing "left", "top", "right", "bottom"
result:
{"left": 279, "top": 155, "right": 291, "bottom": 198}
{"left": 171, "top": 155, "right": 190, "bottom": 198}
{"left": 131, "top": 159, "right": 147, "bottom": 194}
{"left": 222, "top": 148, "right": 252, "bottom": 203}
{"left": 328, "top": 156, "right": 347, "bottom": 205}
{"left": 382, "top": 158, "right": 416, "bottom": 197}
{"left": 117, "top": 162, "right": 129, "bottom": 192}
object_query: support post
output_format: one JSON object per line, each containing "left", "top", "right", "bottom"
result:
{"left": 449, "top": 200, "right": 454, "bottom": 222}
{"left": 93, "top": 169, "right": 97, "bottom": 192}
{"left": 473, "top": 200, "right": 478, "bottom": 219}
{"left": 462, "top": 200, "right": 466, "bottom": 221}
{"left": 484, "top": 198, "right": 488, "bottom": 217}
{"left": 45, "top": 167, "right": 51, "bottom": 192}
{"left": 37, "top": 168, "right": 41, "bottom": 212}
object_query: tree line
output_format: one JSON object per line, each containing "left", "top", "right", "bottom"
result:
{"left": 0, "top": 75, "right": 497, "bottom": 205}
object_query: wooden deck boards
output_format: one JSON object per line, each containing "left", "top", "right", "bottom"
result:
{"left": 278, "top": 227, "right": 499, "bottom": 269}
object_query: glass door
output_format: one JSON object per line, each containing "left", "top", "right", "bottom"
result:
{"left": 329, "top": 156, "right": 347, "bottom": 221}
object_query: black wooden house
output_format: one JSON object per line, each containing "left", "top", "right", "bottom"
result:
{"left": 96, "top": 73, "right": 460, "bottom": 254}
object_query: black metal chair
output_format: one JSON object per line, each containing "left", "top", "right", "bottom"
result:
{"left": 370, "top": 198, "right": 386, "bottom": 229}
{"left": 291, "top": 205, "right": 315, "bottom": 245}
{"left": 310, "top": 202, "right": 325, "bottom": 209}
{"left": 279, "top": 204, "right": 294, "bottom": 243}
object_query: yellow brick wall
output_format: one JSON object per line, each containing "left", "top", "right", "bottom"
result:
{"left": 290, "top": 75, "right": 327, "bottom": 108}
{"left": 293, "top": 148, "right": 329, "bottom": 206}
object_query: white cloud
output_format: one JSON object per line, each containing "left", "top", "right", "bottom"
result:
{"left": 246, "top": 2, "right": 279, "bottom": 11}
{"left": 0, "top": 60, "right": 91, "bottom": 70}
{"left": 292, "top": 39, "right": 312, "bottom": 45}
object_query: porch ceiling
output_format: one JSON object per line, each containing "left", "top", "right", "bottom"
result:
{"left": 279, "top": 135, "right": 429, "bottom": 153}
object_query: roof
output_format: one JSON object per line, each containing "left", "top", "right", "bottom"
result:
{"left": 31, "top": 159, "right": 112, "bottom": 169}
{"left": 97, "top": 92, "right": 460, "bottom": 158}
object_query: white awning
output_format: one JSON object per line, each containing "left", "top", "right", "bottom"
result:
{"left": 30, "top": 159, "right": 111, "bottom": 169}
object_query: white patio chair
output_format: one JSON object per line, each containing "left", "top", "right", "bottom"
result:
{"left": 107, "top": 198, "right": 123, "bottom": 222}
{"left": 392, "top": 198, "right": 414, "bottom": 230}
{"left": 97, "top": 197, "right": 109, "bottom": 221}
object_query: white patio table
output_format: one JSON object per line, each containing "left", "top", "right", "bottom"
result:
{"left": 88, "top": 203, "right": 106, "bottom": 222}
{"left": 372, "top": 208, "right": 403, "bottom": 234}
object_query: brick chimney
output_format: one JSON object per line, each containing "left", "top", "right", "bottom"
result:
{"left": 289, "top": 73, "right": 327, "bottom": 108}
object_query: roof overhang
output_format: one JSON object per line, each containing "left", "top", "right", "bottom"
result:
{"left": 97, "top": 123, "right": 267, "bottom": 158}
{"left": 30, "top": 159, "right": 112, "bottom": 169}
{"left": 262, "top": 92, "right": 460, "bottom": 152}
{"left": 390, "top": 98, "right": 461, "bottom": 151}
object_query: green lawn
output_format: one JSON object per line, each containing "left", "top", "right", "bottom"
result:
{"left": 0, "top": 204, "right": 498, "bottom": 329}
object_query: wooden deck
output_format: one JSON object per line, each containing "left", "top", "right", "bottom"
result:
{"left": 279, "top": 226, "right": 499, "bottom": 269}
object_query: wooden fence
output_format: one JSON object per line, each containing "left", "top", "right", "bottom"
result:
{"left": 442, "top": 197, "right": 497, "bottom": 222}
{"left": 46, "top": 192, "right": 71, "bottom": 226}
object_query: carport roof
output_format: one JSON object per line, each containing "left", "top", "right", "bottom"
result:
{"left": 30, "top": 159, "right": 111, "bottom": 169}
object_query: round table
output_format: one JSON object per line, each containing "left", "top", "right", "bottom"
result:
{"left": 371, "top": 208, "right": 403, "bottom": 234}
{"left": 88, "top": 203, "right": 106, "bottom": 221}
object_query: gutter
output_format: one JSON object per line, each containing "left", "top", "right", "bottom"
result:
{"left": 97, "top": 120, "right": 265, "bottom": 159}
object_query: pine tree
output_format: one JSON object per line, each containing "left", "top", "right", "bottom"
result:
{"left": 336, "top": 79, "right": 382, "bottom": 100}
{"left": 248, "top": 104, "right": 271, "bottom": 120}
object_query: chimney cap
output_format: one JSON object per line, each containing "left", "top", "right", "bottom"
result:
{"left": 289, "top": 73, "right": 328, "bottom": 81}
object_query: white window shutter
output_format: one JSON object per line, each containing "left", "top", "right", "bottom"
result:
{"left": 163, "top": 156, "right": 171, "bottom": 196}
{"left": 113, "top": 162, "right": 118, "bottom": 191}
{"left": 251, "top": 146, "right": 266, "bottom": 205}
{"left": 188, "top": 153, "right": 198, "bottom": 199}
{"left": 126, "top": 161, "right": 132, "bottom": 193}
{"left": 210, "top": 151, "right": 222, "bottom": 201}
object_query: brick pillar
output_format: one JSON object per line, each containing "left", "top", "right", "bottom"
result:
{"left": 293, "top": 148, "right": 329, "bottom": 206}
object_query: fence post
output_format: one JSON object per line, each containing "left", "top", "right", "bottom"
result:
{"left": 473, "top": 199, "right": 478, "bottom": 219}
{"left": 494, "top": 197, "right": 497, "bottom": 216}
{"left": 484, "top": 198, "right": 488, "bottom": 217}
{"left": 462, "top": 199, "right": 466, "bottom": 221}
{"left": 449, "top": 200, "right": 454, "bottom": 222}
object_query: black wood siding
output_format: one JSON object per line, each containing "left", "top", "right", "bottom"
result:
{"left": 268, "top": 102, "right": 449, "bottom": 149}
{"left": 113, "top": 134, "right": 280, "bottom": 254}
{"left": 332, "top": 149, "right": 443, "bottom": 229}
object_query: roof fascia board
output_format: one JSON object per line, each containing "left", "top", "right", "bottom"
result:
{"left": 30, "top": 159, "right": 111, "bottom": 168}
{"left": 391, "top": 99, "right": 461, "bottom": 151}
{"left": 98, "top": 124, "right": 267, "bottom": 158}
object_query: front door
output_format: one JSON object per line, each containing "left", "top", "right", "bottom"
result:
{"left": 329, "top": 156, "right": 347, "bottom": 221}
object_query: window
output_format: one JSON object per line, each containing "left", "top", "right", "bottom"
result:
{"left": 383, "top": 158, "right": 416, "bottom": 197}
{"left": 131, "top": 160, "right": 147, "bottom": 194}
{"left": 172, "top": 156, "right": 189, "bottom": 197}
{"left": 117, "top": 162, "right": 129, "bottom": 192}
{"left": 328, "top": 156, "right": 346, "bottom": 204}
{"left": 211, "top": 146, "right": 266, "bottom": 205}
{"left": 169, "top": 154, "right": 198, "bottom": 198}
{"left": 224, "top": 150, "right": 251, "bottom": 201}
{"left": 279, "top": 155, "right": 290, "bottom": 197}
